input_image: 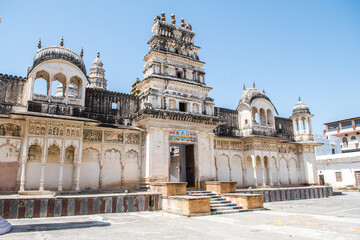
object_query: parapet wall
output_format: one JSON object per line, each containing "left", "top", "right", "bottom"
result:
{"left": 0, "top": 193, "right": 161, "bottom": 219}
{"left": 237, "top": 186, "right": 333, "bottom": 202}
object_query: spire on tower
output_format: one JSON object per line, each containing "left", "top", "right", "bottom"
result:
{"left": 60, "top": 37, "right": 64, "bottom": 47}
{"left": 171, "top": 14, "right": 176, "bottom": 25}
{"left": 38, "top": 38, "right": 41, "bottom": 49}
{"left": 253, "top": 81, "right": 255, "bottom": 88}
{"left": 161, "top": 12, "right": 166, "bottom": 22}
{"left": 80, "top": 48, "right": 84, "bottom": 58}
{"left": 181, "top": 18, "right": 185, "bottom": 28}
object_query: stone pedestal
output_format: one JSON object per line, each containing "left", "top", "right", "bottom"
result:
{"left": 0, "top": 218, "right": 11, "bottom": 235}
{"left": 149, "top": 182, "right": 187, "bottom": 197}
{"left": 162, "top": 195, "right": 211, "bottom": 216}
{"left": 223, "top": 193, "right": 264, "bottom": 210}
{"left": 200, "top": 181, "right": 237, "bottom": 194}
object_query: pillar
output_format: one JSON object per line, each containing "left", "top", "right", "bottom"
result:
{"left": 39, "top": 140, "right": 48, "bottom": 191}
{"left": 261, "top": 159, "right": 266, "bottom": 187}
{"left": 58, "top": 140, "right": 65, "bottom": 192}
{"left": 19, "top": 123, "right": 29, "bottom": 192}
{"left": 251, "top": 155, "right": 258, "bottom": 187}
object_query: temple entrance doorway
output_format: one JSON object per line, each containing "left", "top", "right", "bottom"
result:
{"left": 169, "top": 143, "right": 195, "bottom": 188}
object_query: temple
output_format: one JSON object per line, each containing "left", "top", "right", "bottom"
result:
{"left": 0, "top": 13, "right": 320, "bottom": 194}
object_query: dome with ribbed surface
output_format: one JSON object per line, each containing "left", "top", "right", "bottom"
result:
{"left": 30, "top": 46, "right": 86, "bottom": 75}
{"left": 237, "top": 87, "right": 278, "bottom": 114}
{"left": 292, "top": 99, "right": 310, "bottom": 115}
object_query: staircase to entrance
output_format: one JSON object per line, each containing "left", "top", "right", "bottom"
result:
{"left": 187, "top": 190, "right": 245, "bottom": 215}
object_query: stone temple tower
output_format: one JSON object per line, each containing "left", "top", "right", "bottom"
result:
{"left": 88, "top": 52, "right": 107, "bottom": 90}
{"left": 290, "top": 97, "right": 314, "bottom": 142}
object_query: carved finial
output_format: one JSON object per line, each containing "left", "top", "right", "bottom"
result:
{"left": 263, "top": 89, "right": 265, "bottom": 94}
{"left": 38, "top": 38, "right": 41, "bottom": 49}
{"left": 136, "top": 77, "right": 140, "bottom": 83}
{"left": 161, "top": 12, "right": 165, "bottom": 22}
{"left": 60, "top": 37, "right": 64, "bottom": 47}
{"left": 299, "top": 96, "right": 301, "bottom": 102}
{"left": 181, "top": 18, "right": 185, "bottom": 28}
{"left": 80, "top": 48, "right": 84, "bottom": 58}
{"left": 97, "top": 52, "right": 100, "bottom": 58}
{"left": 171, "top": 13, "right": 176, "bottom": 25}
{"left": 253, "top": 81, "right": 255, "bottom": 88}
{"left": 243, "top": 84, "right": 246, "bottom": 91}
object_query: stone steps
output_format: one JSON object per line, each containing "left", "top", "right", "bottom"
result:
{"left": 187, "top": 190, "right": 245, "bottom": 215}
{"left": 0, "top": 218, "right": 11, "bottom": 235}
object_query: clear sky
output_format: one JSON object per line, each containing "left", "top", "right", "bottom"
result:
{"left": 1, "top": 0, "right": 359, "bottom": 134}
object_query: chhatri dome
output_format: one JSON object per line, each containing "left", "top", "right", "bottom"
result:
{"left": 30, "top": 38, "right": 86, "bottom": 76}
{"left": 292, "top": 97, "right": 310, "bottom": 115}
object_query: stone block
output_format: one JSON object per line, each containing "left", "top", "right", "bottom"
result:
{"left": 162, "top": 195, "right": 211, "bottom": 216}
{"left": 200, "top": 181, "right": 237, "bottom": 194}
{"left": 149, "top": 182, "right": 187, "bottom": 197}
{"left": 223, "top": 193, "right": 264, "bottom": 210}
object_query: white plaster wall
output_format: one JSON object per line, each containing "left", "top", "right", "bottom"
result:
{"left": 217, "top": 154, "right": 230, "bottom": 181}
{"left": 62, "top": 164, "right": 74, "bottom": 190}
{"left": 231, "top": 155, "right": 243, "bottom": 186}
{"left": 279, "top": 158, "right": 289, "bottom": 184}
{"left": 197, "top": 133, "right": 216, "bottom": 181}
{"left": 44, "top": 163, "right": 60, "bottom": 190}
{"left": 289, "top": 159, "right": 298, "bottom": 184}
{"left": 244, "top": 158, "right": 255, "bottom": 186}
{"left": 25, "top": 162, "right": 41, "bottom": 190}
{"left": 123, "top": 150, "right": 140, "bottom": 189}
{"left": 102, "top": 149, "right": 121, "bottom": 189}
{"left": 80, "top": 148, "right": 100, "bottom": 190}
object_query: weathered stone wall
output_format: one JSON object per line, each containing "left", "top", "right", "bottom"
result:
{"left": 0, "top": 74, "right": 27, "bottom": 114}
{"left": 275, "top": 117, "right": 294, "bottom": 141}
{"left": 84, "top": 88, "right": 139, "bottom": 125}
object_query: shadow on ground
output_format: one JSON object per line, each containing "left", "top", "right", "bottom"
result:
{"left": 10, "top": 221, "right": 111, "bottom": 233}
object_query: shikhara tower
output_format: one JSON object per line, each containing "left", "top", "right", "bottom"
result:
{"left": 137, "top": 13, "right": 215, "bottom": 115}
{"left": 88, "top": 52, "right": 107, "bottom": 90}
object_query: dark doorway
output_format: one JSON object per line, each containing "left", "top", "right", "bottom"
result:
{"left": 179, "top": 102, "right": 186, "bottom": 112}
{"left": 319, "top": 175, "right": 325, "bottom": 185}
{"left": 185, "top": 145, "right": 195, "bottom": 187}
{"left": 169, "top": 143, "right": 195, "bottom": 188}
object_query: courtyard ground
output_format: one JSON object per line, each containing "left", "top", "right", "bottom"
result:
{"left": 3, "top": 192, "right": 360, "bottom": 240}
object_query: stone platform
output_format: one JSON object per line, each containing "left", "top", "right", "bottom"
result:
{"left": 237, "top": 186, "right": 333, "bottom": 202}
{"left": 0, "top": 192, "right": 162, "bottom": 219}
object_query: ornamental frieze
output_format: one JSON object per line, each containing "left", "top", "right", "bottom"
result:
{"left": 125, "top": 133, "right": 140, "bottom": 144}
{"left": 104, "top": 131, "right": 123, "bottom": 143}
{"left": 83, "top": 129, "right": 102, "bottom": 142}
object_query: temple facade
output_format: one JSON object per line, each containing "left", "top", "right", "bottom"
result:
{"left": 0, "top": 13, "right": 320, "bottom": 193}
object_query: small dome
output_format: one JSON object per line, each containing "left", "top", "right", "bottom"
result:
{"left": 92, "top": 52, "right": 103, "bottom": 67}
{"left": 292, "top": 98, "right": 310, "bottom": 115}
{"left": 31, "top": 46, "right": 86, "bottom": 75}
{"left": 237, "top": 87, "right": 278, "bottom": 114}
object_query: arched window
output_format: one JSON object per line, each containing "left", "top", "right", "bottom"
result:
{"left": 252, "top": 107, "right": 258, "bottom": 123}
{"left": 33, "top": 78, "right": 48, "bottom": 95}
{"left": 52, "top": 73, "right": 66, "bottom": 97}
{"left": 351, "top": 136, "right": 356, "bottom": 141}
{"left": 259, "top": 108, "right": 266, "bottom": 125}
{"left": 267, "top": 109, "right": 273, "bottom": 125}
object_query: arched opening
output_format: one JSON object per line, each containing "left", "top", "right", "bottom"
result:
{"left": 63, "top": 146, "right": 75, "bottom": 190}
{"left": 44, "top": 144, "right": 61, "bottom": 190}
{"left": 267, "top": 109, "right": 273, "bottom": 125}
{"left": 70, "top": 76, "right": 82, "bottom": 98}
{"left": 25, "top": 145, "right": 42, "bottom": 190}
{"left": 301, "top": 117, "right": 307, "bottom": 131}
{"left": 252, "top": 107, "right": 259, "bottom": 123}
{"left": 259, "top": 109, "right": 266, "bottom": 125}
{"left": 52, "top": 73, "right": 66, "bottom": 97}
{"left": 270, "top": 157, "right": 278, "bottom": 186}
{"left": 33, "top": 70, "right": 50, "bottom": 96}
{"left": 33, "top": 78, "right": 48, "bottom": 95}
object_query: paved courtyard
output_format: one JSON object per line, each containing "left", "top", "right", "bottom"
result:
{"left": 3, "top": 192, "right": 360, "bottom": 240}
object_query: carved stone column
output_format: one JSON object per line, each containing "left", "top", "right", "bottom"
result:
{"left": 261, "top": 159, "right": 266, "bottom": 187}
{"left": 58, "top": 139, "right": 65, "bottom": 191}
{"left": 39, "top": 139, "right": 48, "bottom": 191}
{"left": 19, "top": 122, "right": 29, "bottom": 192}
{"left": 251, "top": 155, "right": 257, "bottom": 187}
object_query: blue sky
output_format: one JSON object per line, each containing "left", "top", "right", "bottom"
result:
{"left": 1, "top": 0, "right": 359, "bottom": 134}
